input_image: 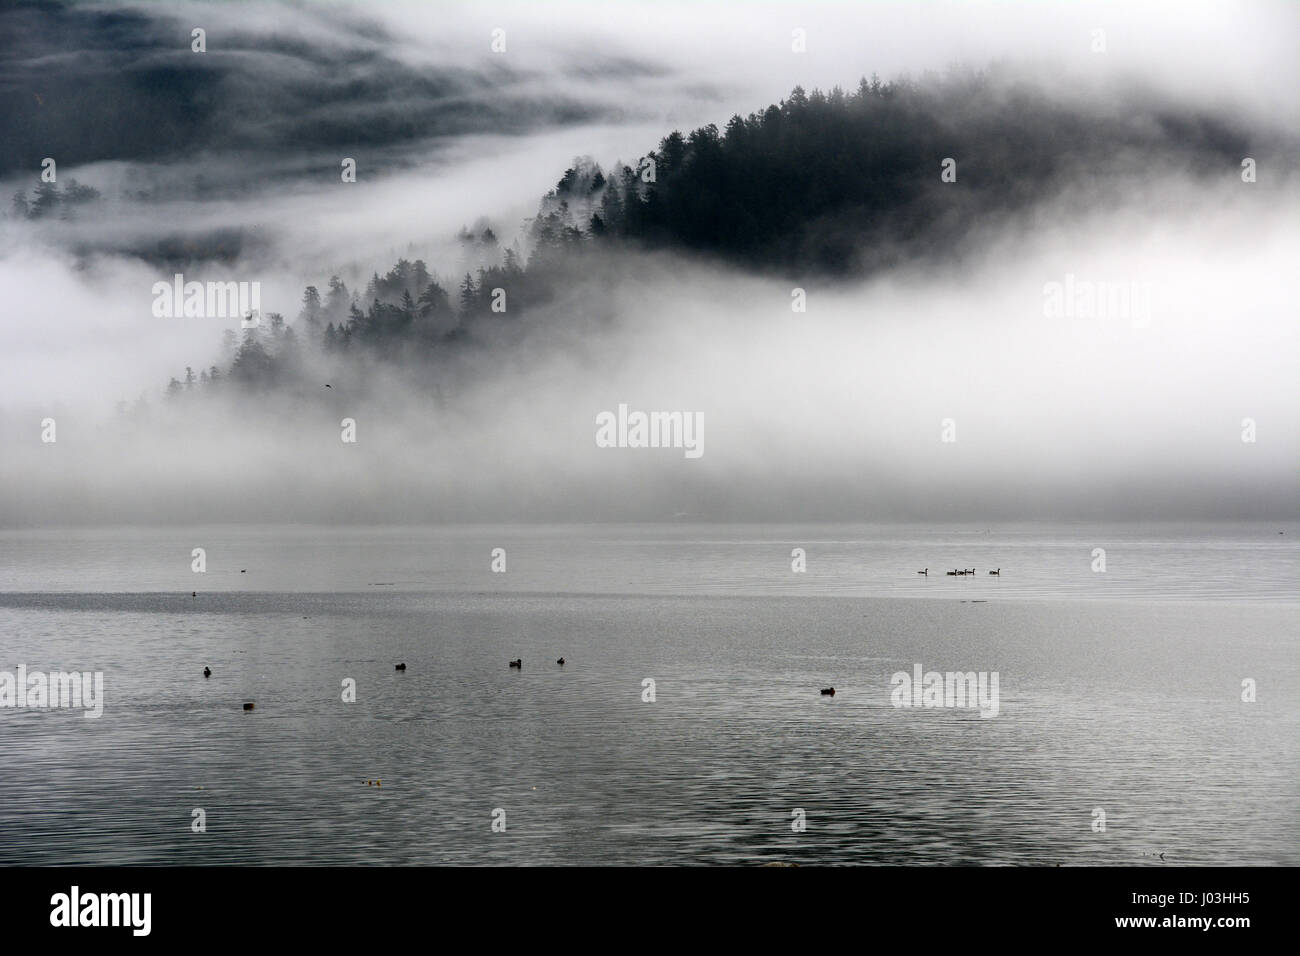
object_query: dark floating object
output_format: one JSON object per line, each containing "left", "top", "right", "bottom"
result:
{"left": 242, "top": 702, "right": 254, "bottom": 711}
{"left": 820, "top": 687, "right": 835, "bottom": 696}
{"left": 508, "top": 659, "right": 522, "bottom": 669}
{"left": 203, "top": 667, "right": 211, "bottom": 678}
{"left": 395, "top": 663, "right": 406, "bottom": 671}
{"left": 191, "top": 591, "right": 197, "bottom": 597}
{"left": 946, "top": 569, "right": 958, "bottom": 576}
{"left": 324, "top": 384, "right": 332, "bottom": 388}
{"left": 556, "top": 657, "right": 565, "bottom": 665}
{"left": 988, "top": 568, "right": 1001, "bottom": 575}
{"left": 240, "top": 569, "right": 247, "bottom": 574}
{"left": 916, "top": 568, "right": 928, "bottom": 576}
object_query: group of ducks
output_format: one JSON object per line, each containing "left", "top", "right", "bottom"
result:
{"left": 216, "top": 656, "right": 570, "bottom": 710}
{"left": 915, "top": 568, "right": 1001, "bottom": 576}
{"left": 400, "top": 658, "right": 566, "bottom": 671}
{"left": 219, "top": 666, "right": 828, "bottom": 709}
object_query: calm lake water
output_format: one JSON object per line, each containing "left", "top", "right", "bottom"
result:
{"left": 0, "top": 523, "right": 1296, "bottom": 865}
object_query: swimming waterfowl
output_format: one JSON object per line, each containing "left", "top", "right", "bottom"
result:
{"left": 242, "top": 702, "right": 254, "bottom": 711}
{"left": 988, "top": 568, "right": 1001, "bottom": 575}
{"left": 820, "top": 687, "right": 835, "bottom": 696}
{"left": 509, "top": 659, "right": 522, "bottom": 668}
{"left": 946, "top": 569, "right": 958, "bottom": 576}
{"left": 395, "top": 663, "right": 406, "bottom": 671}
{"left": 916, "top": 568, "right": 928, "bottom": 575}
{"left": 556, "top": 657, "right": 565, "bottom": 665}
{"left": 203, "top": 667, "right": 211, "bottom": 678}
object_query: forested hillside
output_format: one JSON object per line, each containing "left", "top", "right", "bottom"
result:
{"left": 160, "top": 68, "right": 1257, "bottom": 396}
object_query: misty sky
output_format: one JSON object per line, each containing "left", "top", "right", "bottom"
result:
{"left": 0, "top": 0, "right": 1297, "bottom": 524}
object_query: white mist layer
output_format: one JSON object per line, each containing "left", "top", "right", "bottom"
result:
{"left": 2, "top": 176, "right": 1295, "bottom": 524}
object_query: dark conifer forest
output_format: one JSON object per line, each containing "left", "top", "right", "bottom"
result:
{"left": 160, "top": 68, "right": 1261, "bottom": 396}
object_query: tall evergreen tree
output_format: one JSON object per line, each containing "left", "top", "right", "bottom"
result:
{"left": 458, "top": 273, "right": 477, "bottom": 314}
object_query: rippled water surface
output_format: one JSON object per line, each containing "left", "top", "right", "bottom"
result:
{"left": 0, "top": 523, "right": 1296, "bottom": 865}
